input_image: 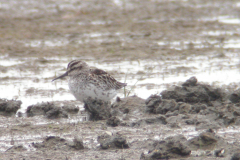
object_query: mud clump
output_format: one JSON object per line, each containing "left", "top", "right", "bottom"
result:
{"left": 97, "top": 133, "right": 129, "bottom": 149}
{"left": 45, "top": 107, "right": 68, "bottom": 119}
{"left": 68, "top": 136, "right": 85, "bottom": 150}
{"left": 214, "top": 103, "right": 239, "bottom": 126}
{"left": 106, "top": 116, "right": 121, "bottom": 127}
{"left": 232, "top": 152, "right": 240, "bottom": 160}
{"left": 187, "top": 129, "right": 240, "bottom": 158}
{"left": 111, "top": 96, "right": 145, "bottom": 116}
{"left": 141, "top": 135, "right": 191, "bottom": 159}
{"left": 131, "top": 116, "right": 167, "bottom": 127}
{"left": 0, "top": 99, "right": 21, "bottom": 116}
{"left": 188, "top": 130, "right": 218, "bottom": 150}
{"left": 84, "top": 98, "right": 111, "bottom": 121}
{"left": 145, "top": 94, "right": 162, "bottom": 113}
{"left": 143, "top": 77, "right": 240, "bottom": 128}
{"left": 229, "top": 89, "right": 240, "bottom": 103}
{"left": 83, "top": 96, "right": 145, "bottom": 121}
{"left": 33, "top": 136, "right": 84, "bottom": 151}
{"left": 140, "top": 130, "right": 240, "bottom": 159}
{"left": 161, "top": 76, "right": 225, "bottom": 104}
{"left": 189, "top": 103, "right": 207, "bottom": 114}
{"left": 26, "top": 102, "right": 68, "bottom": 119}
{"left": 62, "top": 104, "right": 79, "bottom": 113}
{"left": 6, "top": 145, "right": 27, "bottom": 152}
{"left": 156, "top": 99, "right": 178, "bottom": 114}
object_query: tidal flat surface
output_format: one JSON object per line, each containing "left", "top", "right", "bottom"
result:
{"left": 1, "top": 0, "right": 240, "bottom": 159}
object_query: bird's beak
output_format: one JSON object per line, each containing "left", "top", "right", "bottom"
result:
{"left": 52, "top": 72, "right": 68, "bottom": 82}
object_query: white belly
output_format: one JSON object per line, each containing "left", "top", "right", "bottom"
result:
{"left": 68, "top": 80, "right": 117, "bottom": 102}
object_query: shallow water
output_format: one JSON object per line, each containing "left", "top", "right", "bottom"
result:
{"left": 1, "top": 50, "right": 240, "bottom": 112}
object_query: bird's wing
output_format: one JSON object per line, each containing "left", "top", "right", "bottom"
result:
{"left": 89, "top": 68, "right": 127, "bottom": 90}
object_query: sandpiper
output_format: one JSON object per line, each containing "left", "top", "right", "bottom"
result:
{"left": 52, "top": 60, "right": 127, "bottom": 102}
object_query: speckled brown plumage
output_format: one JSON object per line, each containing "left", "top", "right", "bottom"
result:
{"left": 52, "top": 60, "right": 127, "bottom": 102}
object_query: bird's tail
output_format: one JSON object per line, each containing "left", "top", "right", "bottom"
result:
{"left": 116, "top": 82, "right": 127, "bottom": 90}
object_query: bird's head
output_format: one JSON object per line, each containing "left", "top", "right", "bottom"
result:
{"left": 52, "top": 60, "right": 89, "bottom": 82}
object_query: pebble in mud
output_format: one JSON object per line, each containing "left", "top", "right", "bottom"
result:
{"left": 215, "top": 148, "right": 225, "bottom": 157}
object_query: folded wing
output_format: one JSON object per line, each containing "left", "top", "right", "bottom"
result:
{"left": 90, "top": 68, "right": 127, "bottom": 90}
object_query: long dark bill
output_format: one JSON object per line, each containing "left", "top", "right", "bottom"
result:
{"left": 52, "top": 72, "right": 68, "bottom": 82}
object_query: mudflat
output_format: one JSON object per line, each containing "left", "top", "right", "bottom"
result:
{"left": 1, "top": 0, "right": 240, "bottom": 159}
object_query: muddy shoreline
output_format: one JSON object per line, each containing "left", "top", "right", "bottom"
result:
{"left": 1, "top": 0, "right": 240, "bottom": 159}
{"left": 1, "top": 77, "right": 240, "bottom": 159}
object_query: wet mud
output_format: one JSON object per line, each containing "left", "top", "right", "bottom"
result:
{"left": 1, "top": 0, "right": 240, "bottom": 159}
{"left": 1, "top": 77, "right": 240, "bottom": 159}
